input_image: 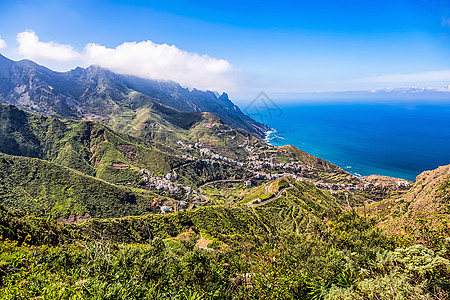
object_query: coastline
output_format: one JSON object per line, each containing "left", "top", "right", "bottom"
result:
{"left": 263, "top": 129, "right": 283, "bottom": 145}
{"left": 264, "top": 128, "right": 366, "bottom": 178}
{"left": 259, "top": 104, "right": 450, "bottom": 181}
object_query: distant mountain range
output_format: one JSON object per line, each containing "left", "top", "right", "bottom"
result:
{"left": 273, "top": 86, "right": 450, "bottom": 102}
{"left": 0, "top": 54, "right": 268, "bottom": 137}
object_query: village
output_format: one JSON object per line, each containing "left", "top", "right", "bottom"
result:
{"left": 140, "top": 139, "right": 411, "bottom": 213}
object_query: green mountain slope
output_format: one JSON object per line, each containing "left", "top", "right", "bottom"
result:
{"left": 2, "top": 49, "right": 448, "bottom": 299}
{"left": 0, "top": 104, "right": 205, "bottom": 183}
{"left": 0, "top": 54, "right": 268, "bottom": 137}
{"left": 0, "top": 153, "right": 168, "bottom": 218}
{"left": 0, "top": 104, "right": 253, "bottom": 180}
{"left": 1, "top": 174, "right": 448, "bottom": 299}
{"left": 363, "top": 164, "right": 450, "bottom": 245}
{"left": 0, "top": 177, "right": 341, "bottom": 244}
{"left": 0, "top": 104, "right": 253, "bottom": 218}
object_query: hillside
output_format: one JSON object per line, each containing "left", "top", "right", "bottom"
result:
{"left": 0, "top": 104, "right": 447, "bottom": 298}
{"left": 0, "top": 104, "right": 253, "bottom": 183}
{"left": 0, "top": 153, "right": 169, "bottom": 219}
{"left": 278, "top": 144, "right": 345, "bottom": 173}
{"left": 0, "top": 104, "right": 186, "bottom": 178}
{"left": 0, "top": 178, "right": 343, "bottom": 245}
{"left": 1, "top": 172, "right": 449, "bottom": 299}
{"left": 0, "top": 54, "right": 268, "bottom": 137}
{"left": 363, "top": 164, "right": 450, "bottom": 245}
{"left": 1, "top": 104, "right": 412, "bottom": 219}
{"left": 1, "top": 57, "right": 448, "bottom": 298}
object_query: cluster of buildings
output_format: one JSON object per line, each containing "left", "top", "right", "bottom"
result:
{"left": 313, "top": 179, "right": 411, "bottom": 193}
{"left": 314, "top": 181, "right": 360, "bottom": 191}
{"left": 246, "top": 157, "right": 309, "bottom": 172}
{"left": 243, "top": 145, "right": 311, "bottom": 173}
{"left": 174, "top": 141, "right": 243, "bottom": 166}
{"left": 177, "top": 140, "right": 311, "bottom": 175}
{"left": 166, "top": 139, "right": 412, "bottom": 209}
{"left": 188, "top": 142, "right": 412, "bottom": 196}
{"left": 140, "top": 169, "right": 191, "bottom": 195}
{"left": 254, "top": 171, "right": 298, "bottom": 180}
{"left": 396, "top": 180, "right": 411, "bottom": 188}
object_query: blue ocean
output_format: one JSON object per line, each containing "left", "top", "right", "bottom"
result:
{"left": 261, "top": 103, "right": 450, "bottom": 181}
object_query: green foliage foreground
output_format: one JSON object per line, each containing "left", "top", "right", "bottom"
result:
{"left": 1, "top": 203, "right": 450, "bottom": 299}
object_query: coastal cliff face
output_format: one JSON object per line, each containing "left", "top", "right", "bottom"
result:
{"left": 363, "top": 164, "right": 450, "bottom": 240}
{"left": 0, "top": 54, "right": 269, "bottom": 138}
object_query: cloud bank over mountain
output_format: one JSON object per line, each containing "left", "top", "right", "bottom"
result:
{"left": 359, "top": 70, "right": 450, "bottom": 84}
{"left": 15, "top": 30, "right": 236, "bottom": 91}
{"left": 7, "top": 29, "right": 450, "bottom": 97}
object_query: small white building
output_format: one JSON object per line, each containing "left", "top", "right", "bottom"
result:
{"left": 161, "top": 206, "right": 173, "bottom": 214}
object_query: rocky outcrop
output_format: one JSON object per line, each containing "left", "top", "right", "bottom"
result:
{"left": 0, "top": 54, "right": 269, "bottom": 137}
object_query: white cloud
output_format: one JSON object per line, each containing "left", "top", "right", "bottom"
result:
{"left": 84, "top": 41, "right": 235, "bottom": 91}
{"left": 17, "top": 30, "right": 81, "bottom": 62}
{"left": 0, "top": 36, "right": 6, "bottom": 49}
{"left": 15, "top": 30, "right": 236, "bottom": 91}
{"left": 359, "top": 70, "right": 450, "bottom": 83}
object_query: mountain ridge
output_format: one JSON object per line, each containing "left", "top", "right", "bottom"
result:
{"left": 0, "top": 53, "right": 269, "bottom": 138}
{"left": 362, "top": 164, "right": 450, "bottom": 244}
{"left": 1, "top": 59, "right": 450, "bottom": 298}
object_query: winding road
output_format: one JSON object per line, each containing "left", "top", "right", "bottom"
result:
{"left": 247, "top": 185, "right": 293, "bottom": 207}
{"left": 195, "top": 176, "right": 292, "bottom": 209}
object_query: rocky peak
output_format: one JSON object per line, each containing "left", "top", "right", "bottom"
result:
{"left": 0, "top": 54, "right": 269, "bottom": 137}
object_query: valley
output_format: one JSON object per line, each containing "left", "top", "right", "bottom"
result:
{"left": 0, "top": 56, "right": 449, "bottom": 299}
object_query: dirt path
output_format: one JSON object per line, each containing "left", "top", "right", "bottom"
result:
{"left": 291, "top": 206, "right": 299, "bottom": 235}
{"left": 196, "top": 236, "right": 212, "bottom": 250}
{"left": 345, "top": 192, "right": 351, "bottom": 209}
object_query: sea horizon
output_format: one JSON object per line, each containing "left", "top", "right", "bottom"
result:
{"left": 259, "top": 102, "right": 450, "bottom": 181}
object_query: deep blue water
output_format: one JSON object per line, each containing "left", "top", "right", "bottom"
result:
{"left": 262, "top": 103, "right": 450, "bottom": 181}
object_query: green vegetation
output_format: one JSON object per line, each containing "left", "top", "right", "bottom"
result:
{"left": 0, "top": 154, "right": 167, "bottom": 218}
{"left": 1, "top": 198, "right": 450, "bottom": 299}
{"left": 1, "top": 168, "right": 449, "bottom": 299}
{"left": 200, "top": 182, "right": 250, "bottom": 205}
{"left": 0, "top": 104, "right": 185, "bottom": 178}
{"left": 0, "top": 104, "right": 254, "bottom": 197}
{"left": 176, "top": 161, "right": 250, "bottom": 187}
{"left": 1, "top": 104, "right": 450, "bottom": 298}
{"left": 363, "top": 164, "right": 450, "bottom": 246}
{"left": 0, "top": 156, "right": 449, "bottom": 299}
{"left": 278, "top": 145, "right": 343, "bottom": 173}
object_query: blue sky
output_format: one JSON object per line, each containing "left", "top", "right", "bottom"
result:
{"left": 0, "top": 0, "right": 449, "bottom": 100}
